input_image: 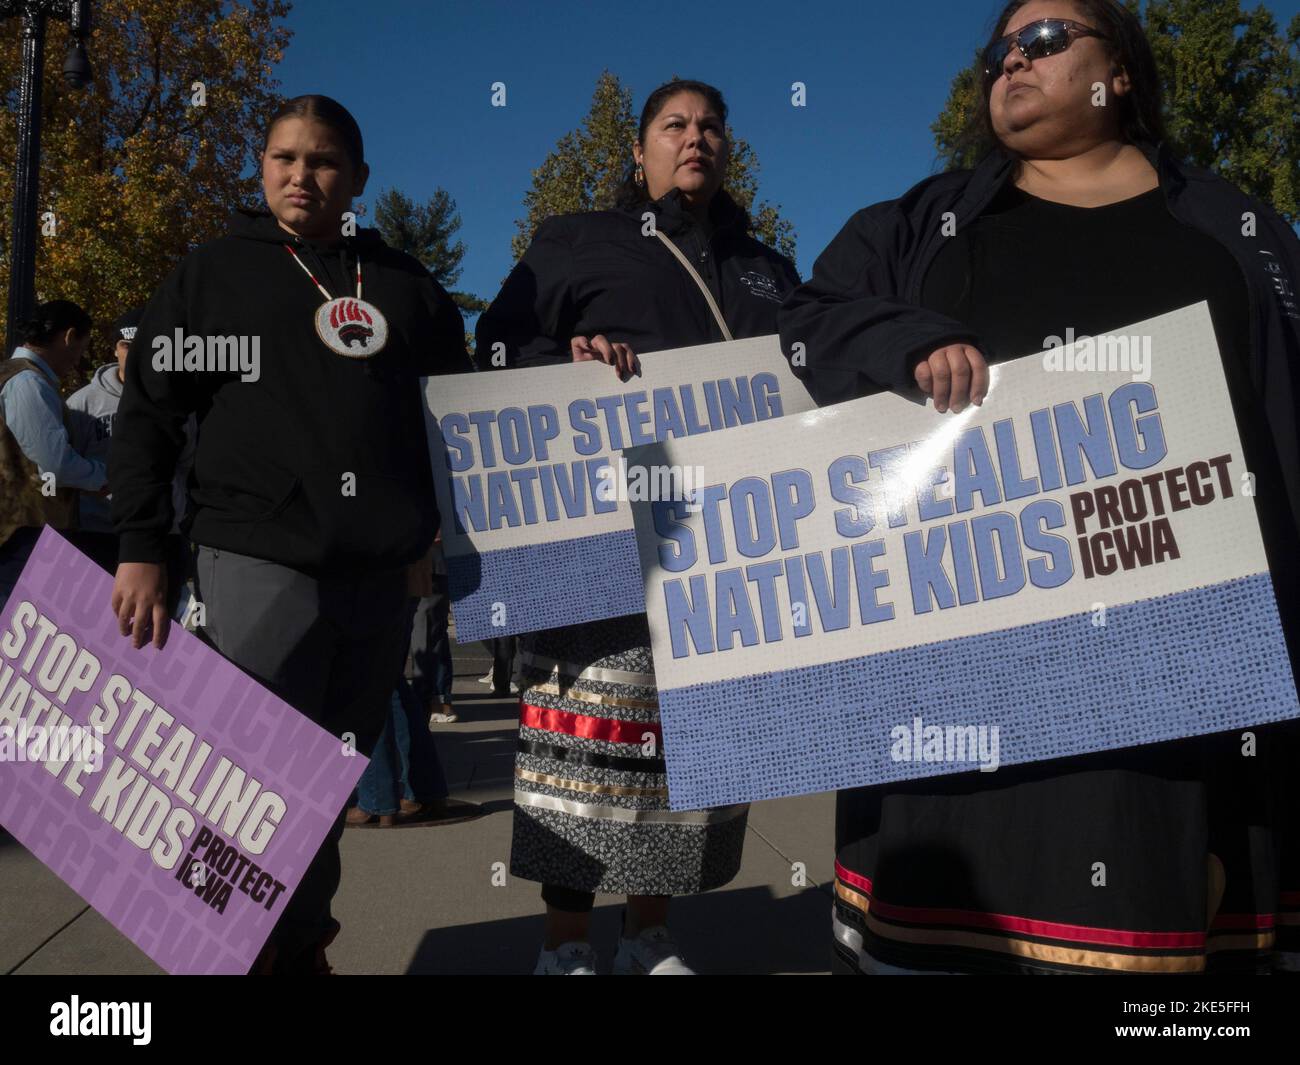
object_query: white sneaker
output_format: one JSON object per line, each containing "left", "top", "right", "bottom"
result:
{"left": 612, "top": 926, "right": 695, "bottom": 975}
{"left": 534, "top": 941, "right": 597, "bottom": 975}
{"left": 477, "top": 671, "right": 494, "bottom": 685}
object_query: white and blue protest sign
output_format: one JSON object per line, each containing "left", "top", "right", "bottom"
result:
{"left": 421, "top": 336, "right": 817, "bottom": 641}
{"left": 627, "top": 303, "right": 1300, "bottom": 810}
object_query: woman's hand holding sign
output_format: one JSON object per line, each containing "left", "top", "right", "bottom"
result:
{"left": 914, "top": 344, "right": 989, "bottom": 414}
{"left": 572, "top": 334, "right": 639, "bottom": 381}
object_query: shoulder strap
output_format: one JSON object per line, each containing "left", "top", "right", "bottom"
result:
{"left": 0, "top": 358, "right": 42, "bottom": 390}
{"left": 653, "top": 230, "right": 734, "bottom": 342}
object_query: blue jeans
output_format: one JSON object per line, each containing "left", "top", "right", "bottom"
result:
{"left": 356, "top": 597, "right": 451, "bottom": 815}
{"left": 356, "top": 678, "right": 451, "bottom": 814}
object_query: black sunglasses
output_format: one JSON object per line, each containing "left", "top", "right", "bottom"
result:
{"left": 983, "top": 18, "right": 1107, "bottom": 80}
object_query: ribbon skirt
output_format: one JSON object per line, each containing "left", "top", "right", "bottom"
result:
{"left": 509, "top": 613, "right": 748, "bottom": 896}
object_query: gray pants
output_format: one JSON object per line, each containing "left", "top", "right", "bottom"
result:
{"left": 194, "top": 545, "right": 410, "bottom": 961}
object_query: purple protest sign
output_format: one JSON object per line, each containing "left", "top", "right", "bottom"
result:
{"left": 0, "top": 528, "right": 366, "bottom": 974}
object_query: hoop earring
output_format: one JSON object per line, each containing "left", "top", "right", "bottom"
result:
{"left": 634, "top": 164, "right": 645, "bottom": 188}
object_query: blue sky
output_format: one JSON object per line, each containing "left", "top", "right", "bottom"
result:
{"left": 276, "top": 0, "right": 1300, "bottom": 314}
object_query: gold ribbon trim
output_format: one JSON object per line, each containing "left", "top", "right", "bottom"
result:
{"left": 525, "top": 680, "right": 658, "bottom": 711}
{"left": 834, "top": 880, "right": 1206, "bottom": 974}
{"left": 516, "top": 766, "right": 668, "bottom": 798}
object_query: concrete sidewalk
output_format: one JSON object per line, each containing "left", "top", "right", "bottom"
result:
{"left": 1, "top": 640, "right": 835, "bottom": 975}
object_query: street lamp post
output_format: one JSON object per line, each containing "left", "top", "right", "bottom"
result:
{"left": 1, "top": 0, "right": 92, "bottom": 357}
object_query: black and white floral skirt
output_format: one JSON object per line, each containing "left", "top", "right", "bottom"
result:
{"left": 510, "top": 613, "right": 748, "bottom": 896}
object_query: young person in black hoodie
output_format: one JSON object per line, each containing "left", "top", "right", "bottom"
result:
{"left": 109, "top": 94, "right": 469, "bottom": 974}
{"left": 780, "top": 0, "right": 1300, "bottom": 975}
{"left": 478, "top": 79, "right": 799, "bottom": 975}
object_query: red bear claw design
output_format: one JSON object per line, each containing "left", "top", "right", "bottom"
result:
{"left": 329, "top": 299, "right": 374, "bottom": 330}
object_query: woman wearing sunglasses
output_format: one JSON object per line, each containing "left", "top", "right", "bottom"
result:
{"left": 782, "top": 0, "right": 1300, "bottom": 974}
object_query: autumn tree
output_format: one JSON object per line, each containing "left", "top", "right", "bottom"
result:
{"left": 0, "top": 0, "right": 292, "bottom": 383}
{"left": 931, "top": 0, "right": 1300, "bottom": 223}
{"left": 512, "top": 71, "right": 797, "bottom": 263}
{"left": 372, "top": 187, "right": 485, "bottom": 314}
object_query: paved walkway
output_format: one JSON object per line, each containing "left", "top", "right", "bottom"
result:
{"left": 1, "top": 641, "right": 835, "bottom": 975}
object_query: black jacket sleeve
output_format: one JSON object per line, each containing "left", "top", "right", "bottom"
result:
{"left": 110, "top": 261, "right": 202, "bottom": 564}
{"left": 1258, "top": 203, "right": 1300, "bottom": 533}
{"left": 778, "top": 204, "right": 985, "bottom": 407}
{"left": 474, "top": 218, "right": 576, "bottom": 369}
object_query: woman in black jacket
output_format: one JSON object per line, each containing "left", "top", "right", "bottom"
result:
{"left": 110, "top": 94, "right": 469, "bottom": 973}
{"left": 477, "top": 79, "right": 799, "bottom": 975}
{"left": 781, "top": 0, "right": 1300, "bottom": 974}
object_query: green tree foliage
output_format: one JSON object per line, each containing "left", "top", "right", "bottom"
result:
{"left": 931, "top": 59, "right": 987, "bottom": 173}
{"left": 512, "top": 71, "right": 797, "bottom": 263}
{"left": 371, "top": 186, "right": 486, "bottom": 314}
{"left": 931, "top": 0, "right": 1300, "bottom": 223}
{"left": 1145, "top": 0, "right": 1299, "bottom": 221}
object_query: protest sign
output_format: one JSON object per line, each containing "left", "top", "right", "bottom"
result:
{"left": 627, "top": 303, "right": 1300, "bottom": 809}
{"left": 0, "top": 529, "right": 366, "bottom": 974}
{"left": 422, "top": 336, "right": 816, "bottom": 640}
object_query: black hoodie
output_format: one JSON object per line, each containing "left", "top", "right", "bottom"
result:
{"left": 111, "top": 209, "right": 470, "bottom": 573}
{"left": 476, "top": 188, "right": 799, "bottom": 367}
